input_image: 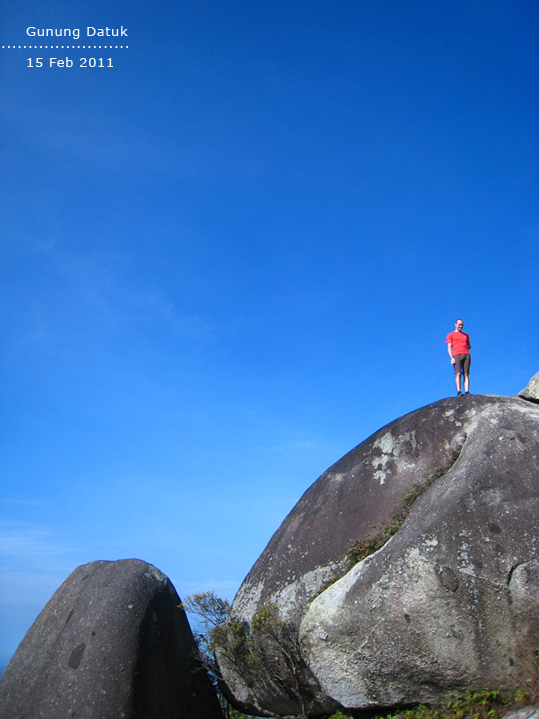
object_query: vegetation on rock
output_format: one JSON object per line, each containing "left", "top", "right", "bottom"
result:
{"left": 347, "top": 451, "right": 461, "bottom": 566}
{"left": 381, "top": 685, "right": 537, "bottom": 719}
{"left": 311, "top": 451, "right": 464, "bottom": 602}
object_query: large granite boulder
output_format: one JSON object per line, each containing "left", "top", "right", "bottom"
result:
{"left": 219, "top": 393, "right": 539, "bottom": 716}
{"left": 0, "top": 559, "right": 223, "bottom": 719}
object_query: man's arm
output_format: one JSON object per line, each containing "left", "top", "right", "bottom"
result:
{"left": 447, "top": 342, "right": 455, "bottom": 364}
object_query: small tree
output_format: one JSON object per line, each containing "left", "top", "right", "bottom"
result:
{"left": 181, "top": 591, "right": 231, "bottom": 678}
{"left": 182, "top": 591, "right": 309, "bottom": 718}
{"left": 181, "top": 591, "right": 255, "bottom": 719}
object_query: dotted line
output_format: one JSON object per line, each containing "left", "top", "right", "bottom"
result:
{"left": 2, "top": 45, "right": 128, "bottom": 49}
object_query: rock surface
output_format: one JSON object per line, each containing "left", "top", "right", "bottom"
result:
{"left": 520, "top": 372, "right": 539, "bottom": 402}
{"left": 503, "top": 707, "right": 539, "bottom": 719}
{"left": 220, "top": 393, "right": 539, "bottom": 716}
{"left": 0, "top": 559, "right": 223, "bottom": 719}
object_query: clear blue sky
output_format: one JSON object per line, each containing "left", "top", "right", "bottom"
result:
{"left": 1, "top": 0, "right": 537, "bottom": 669}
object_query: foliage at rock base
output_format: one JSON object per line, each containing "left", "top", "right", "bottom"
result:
{"left": 327, "top": 684, "right": 539, "bottom": 719}
{"left": 183, "top": 597, "right": 539, "bottom": 719}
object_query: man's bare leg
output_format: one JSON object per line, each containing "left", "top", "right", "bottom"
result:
{"left": 455, "top": 373, "right": 462, "bottom": 394}
{"left": 464, "top": 374, "right": 470, "bottom": 393}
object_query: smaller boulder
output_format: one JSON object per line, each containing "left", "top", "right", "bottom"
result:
{"left": 0, "top": 559, "right": 223, "bottom": 719}
{"left": 519, "top": 372, "right": 539, "bottom": 402}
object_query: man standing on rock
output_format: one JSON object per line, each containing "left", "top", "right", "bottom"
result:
{"left": 446, "top": 319, "right": 471, "bottom": 396}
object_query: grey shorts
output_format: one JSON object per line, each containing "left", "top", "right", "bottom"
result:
{"left": 454, "top": 354, "right": 471, "bottom": 375}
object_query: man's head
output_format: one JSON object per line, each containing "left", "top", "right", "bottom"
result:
{"left": 455, "top": 319, "right": 464, "bottom": 332}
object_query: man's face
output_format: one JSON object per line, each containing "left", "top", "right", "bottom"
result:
{"left": 455, "top": 321, "right": 464, "bottom": 332}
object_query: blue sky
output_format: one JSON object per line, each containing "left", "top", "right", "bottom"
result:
{"left": 1, "top": 0, "right": 538, "bottom": 669}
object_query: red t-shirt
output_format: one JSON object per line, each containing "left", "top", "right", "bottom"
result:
{"left": 446, "top": 331, "right": 470, "bottom": 355}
